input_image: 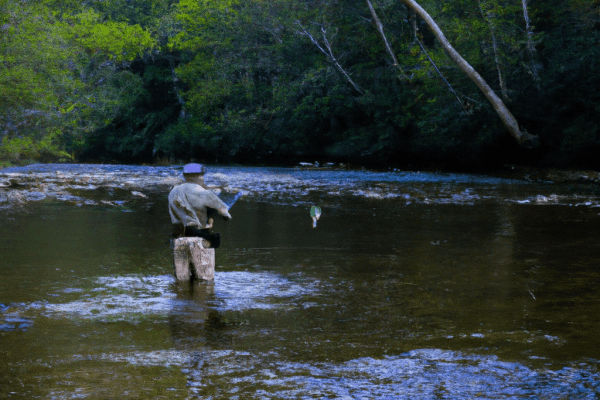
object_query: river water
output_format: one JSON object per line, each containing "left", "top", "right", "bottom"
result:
{"left": 1, "top": 164, "right": 600, "bottom": 399}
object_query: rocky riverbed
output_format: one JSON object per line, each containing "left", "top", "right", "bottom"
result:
{"left": 2, "top": 163, "right": 600, "bottom": 211}
{"left": 0, "top": 164, "right": 184, "bottom": 208}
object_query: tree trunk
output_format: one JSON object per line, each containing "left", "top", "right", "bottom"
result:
{"left": 522, "top": 0, "right": 541, "bottom": 89}
{"left": 400, "top": 0, "right": 539, "bottom": 148}
{"left": 169, "top": 57, "right": 186, "bottom": 118}
{"left": 478, "top": 0, "right": 509, "bottom": 100}
{"left": 365, "top": 0, "right": 403, "bottom": 73}
{"left": 172, "top": 237, "right": 215, "bottom": 281}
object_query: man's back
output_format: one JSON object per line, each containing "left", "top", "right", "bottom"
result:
{"left": 169, "top": 183, "right": 231, "bottom": 229}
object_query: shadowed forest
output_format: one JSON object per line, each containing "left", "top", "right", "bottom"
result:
{"left": 1, "top": 0, "right": 599, "bottom": 169}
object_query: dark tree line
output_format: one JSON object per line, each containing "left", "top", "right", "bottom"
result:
{"left": 2, "top": 0, "right": 600, "bottom": 169}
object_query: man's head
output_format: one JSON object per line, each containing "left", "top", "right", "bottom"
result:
{"left": 183, "top": 163, "right": 206, "bottom": 186}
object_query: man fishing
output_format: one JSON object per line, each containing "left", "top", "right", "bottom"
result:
{"left": 168, "top": 163, "right": 233, "bottom": 248}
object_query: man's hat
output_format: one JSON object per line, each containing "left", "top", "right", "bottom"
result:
{"left": 183, "top": 163, "right": 205, "bottom": 174}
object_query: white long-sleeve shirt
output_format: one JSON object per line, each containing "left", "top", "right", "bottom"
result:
{"left": 168, "top": 183, "right": 231, "bottom": 229}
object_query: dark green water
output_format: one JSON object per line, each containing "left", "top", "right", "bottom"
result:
{"left": 1, "top": 164, "right": 599, "bottom": 398}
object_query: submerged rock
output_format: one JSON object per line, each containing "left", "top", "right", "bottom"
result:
{"left": 0, "top": 164, "right": 247, "bottom": 210}
{"left": 6, "top": 190, "right": 25, "bottom": 204}
{"left": 24, "top": 191, "right": 47, "bottom": 201}
{"left": 0, "top": 164, "right": 179, "bottom": 208}
{"left": 2, "top": 163, "right": 600, "bottom": 211}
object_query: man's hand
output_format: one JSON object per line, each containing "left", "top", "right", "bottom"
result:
{"left": 219, "top": 207, "right": 232, "bottom": 220}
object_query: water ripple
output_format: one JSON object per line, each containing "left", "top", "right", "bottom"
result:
{"left": 211, "top": 271, "right": 317, "bottom": 311}
{"left": 184, "top": 349, "right": 600, "bottom": 399}
{"left": 41, "top": 271, "right": 317, "bottom": 320}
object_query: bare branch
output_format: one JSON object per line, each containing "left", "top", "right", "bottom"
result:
{"left": 522, "top": 0, "right": 541, "bottom": 89}
{"left": 478, "top": 0, "right": 509, "bottom": 100}
{"left": 296, "top": 22, "right": 328, "bottom": 56}
{"left": 296, "top": 22, "right": 364, "bottom": 95}
{"left": 365, "top": 0, "right": 408, "bottom": 77}
{"left": 416, "top": 40, "right": 467, "bottom": 113}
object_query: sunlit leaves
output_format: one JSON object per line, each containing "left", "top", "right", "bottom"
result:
{"left": 0, "top": 0, "right": 155, "bottom": 163}
{"left": 0, "top": 1, "right": 78, "bottom": 156}
{"left": 66, "top": 10, "right": 155, "bottom": 62}
{"left": 169, "top": 0, "right": 238, "bottom": 50}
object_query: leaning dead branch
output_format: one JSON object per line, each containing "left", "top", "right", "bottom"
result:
{"left": 296, "top": 22, "right": 364, "bottom": 95}
{"left": 416, "top": 40, "right": 468, "bottom": 113}
{"left": 400, "top": 0, "right": 539, "bottom": 148}
{"left": 365, "top": 0, "right": 408, "bottom": 78}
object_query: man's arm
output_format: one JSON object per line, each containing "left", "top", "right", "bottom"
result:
{"left": 188, "top": 187, "right": 232, "bottom": 221}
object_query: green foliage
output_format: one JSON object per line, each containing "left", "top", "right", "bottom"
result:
{"left": 0, "top": 129, "right": 72, "bottom": 163}
{"left": 65, "top": 10, "right": 155, "bottom": 62}
{"left": 1, "top": 0, "right": 79, "bottom": 163}
{"left": 4, "top": 0, "right": 600, "bottom": 168}
{"left": 0, "top": 0, "right": 156, "bottom": 164}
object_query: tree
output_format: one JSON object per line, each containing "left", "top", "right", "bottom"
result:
{"left": 0, "top": 0, "right": 158, "bottom": 163}
{"left": 397, "top": 0, "right": 539, "bottom": 148}
{"left": 5, "top": 0, "right": 600, "bottom": 168}
{"left": 0, "top": 0, "right": 77, "bottom": 162}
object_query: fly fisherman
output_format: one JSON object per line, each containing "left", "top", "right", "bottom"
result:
{"left": 168, "top": 163, "right": 232, "bottom": 248}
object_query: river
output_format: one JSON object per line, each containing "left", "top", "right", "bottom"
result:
{"left": 1, "top": 164, "right": 599, "bottom": 399}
